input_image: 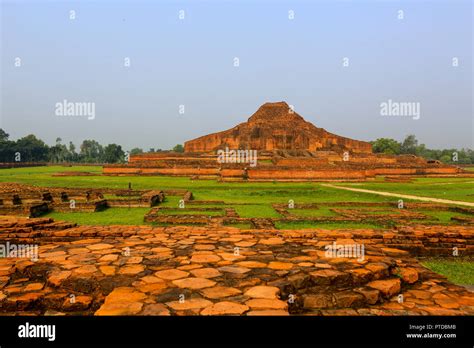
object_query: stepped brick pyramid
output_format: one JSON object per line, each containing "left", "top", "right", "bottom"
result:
{"left": 184, "top": 102, "right": 372, "bottom": 153}
{"left": 103, "top": 101, "right": 466, "bottom": 180}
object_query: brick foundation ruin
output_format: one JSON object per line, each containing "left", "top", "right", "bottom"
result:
{"left": 0, "top": 183, "right": 164, "bottom": 217}
{"left": 0, "top": 215, "right": 472, "bottom": 316}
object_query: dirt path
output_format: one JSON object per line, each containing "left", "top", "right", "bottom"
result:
{"left": 322, "top": 184, "right": 474, "bottom": 207}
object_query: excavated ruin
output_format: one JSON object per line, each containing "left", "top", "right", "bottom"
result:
{"left": 104, "top": 102, "right": 466, "bottom": 181}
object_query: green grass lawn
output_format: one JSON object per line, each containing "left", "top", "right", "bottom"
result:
{"left": 336, "top": 177, "right": 474, "bottom": 202}
{"left": 45, "top": 207, "right": 151, "bottom": 225}
{"left": 3, "top": 166, "right": 473, "bottom": 226}
{"left": 422, "top": 258, "right": 474, "bottom": 285}
{"left": 0, "top": 166, "right": 398, "bottom": 203}
{"left": 289, "top": 207, "right": 338, "bottom": 217}
{"left": 233, "top": 204, "right": 281, "bottom": 218}
{"left": 160, "top": 195, "right": 182, "bottom": 207}
{"left": 414, "top": 210, "right": 474, "bottom": 224}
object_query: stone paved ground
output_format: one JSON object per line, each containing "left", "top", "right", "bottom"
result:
{"left": 0, "top": 217, "right": 473, "bottom": 316}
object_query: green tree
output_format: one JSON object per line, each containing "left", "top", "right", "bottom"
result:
{"left": 68, "top": 142, "right": 75, "bottom": 153}
{"left": 371, "top": 138, "right": 401, "bottom": 155}
{"left": 103, "top": 144, "right": 125, "bottom": 163}
{"left": 0, "top": 129, "right": 9, "bottom": 142}
{"left": 80, "top": 140, "right": 104, "bottom": 163}
{"left": 130, "top": 147, "right": 144, "bottom": 155}
{"left": 0, "top": 129, "right": 14, "bottom": 162}
{"left": 400, "top": 135, "right": 418, "bottom": 155}
{"left": 15, "top": 134, "right": 49, "bottom": 162}
{"left": 173, "top": 144, "right": 184, "bottom": 153}
{"left": 439, "top": 154, "right": 451, "bottom": 163}
{"left": 67, "top": 142, "right": 77, "bottom": 161}
{"left": 48, "top": 137, "right": 69, "bottom": 163}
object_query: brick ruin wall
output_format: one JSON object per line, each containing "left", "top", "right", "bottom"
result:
{"left": 104, "top": 148, "right": 464, "bottom": 180}
{"left": 103, "top": 165, "right": 462, "bottom": 180}
{"left": 1, "top": 215, "right": 473, "bottom": 259}
{"left": 0, "top": 184, "right": 165, "bottom": 217}
{"left": 2, "top": 215, "right": 474, "bottom": 316}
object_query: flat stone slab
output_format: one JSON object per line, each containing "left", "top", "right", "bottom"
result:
{"left": 200, "top": 301, "right": 249, "bottom": 315}
{"left": 200, "top": 286, "right": 242, "bottom": 299}
{"left": 155, "top": 269, "right": 190, "bottom": 280}
{"left": 172, "top": 278, "right": 217, "bottom": 290}
{"left": 244, "top": 286, "right": 280, "bottom": 299}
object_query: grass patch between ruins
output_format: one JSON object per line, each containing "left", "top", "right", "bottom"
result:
{"left": 421, "top": 258, "right": 474, "bottom": 285}
{"left": 338, "top": 178, "right": 474, "bottom": 203}
{"left": 232, "top": 205, "right": 281, "bottom": 218}
{"left": 288, "top": 207, "right": 338, "bottom": 217}
{"left": 45, "top": 207, "right": 151, "bottom": 225}
{"left": 3, "top": 166, "right": 474, "bottom": 227}
{"left": 0, "top": 166, "right": 403, "bottom": 204}
{"left": 414, "top": 210, "right": 474, "bottom": 224}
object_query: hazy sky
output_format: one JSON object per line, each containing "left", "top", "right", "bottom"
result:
{"left": 1, "top": 0, "right": 472, "bottom": 151}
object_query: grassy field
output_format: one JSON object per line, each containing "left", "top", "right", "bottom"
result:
{"left": 0, "top": 165, "right": 408, "bottom": 203}
{"left": 2, "top": 167, "right": 472, "bottom": 203}
{"left": 422, "top": 258, "right": 474, "bottom": 285}
{"left": 3, "top": 166, "right": 474, "bottom": 227}
{"left": 415, "top": 210, "right": 474, "bottom": 224}
{"left": 46, "top": 207, "right": 151, "bottom": 225}
{"left": 334, "top": 177, "right": 474, "bottom": 202}
{"left": 289, "top": 207, "right": 338, "bottom": 217}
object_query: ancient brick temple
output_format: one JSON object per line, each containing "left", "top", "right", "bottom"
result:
{"left": 103, "top": 101, "right": 465, "bottom": 181}
{"left": 184, "top": 102, "right": 372, "bottom": 154}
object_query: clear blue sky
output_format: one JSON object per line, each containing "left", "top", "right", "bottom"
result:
{"left": 1, "top": 0, "right": 472, "bottom": 151}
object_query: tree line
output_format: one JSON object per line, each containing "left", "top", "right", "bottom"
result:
{"left": 371, "top": 135, "right": 474, "bottom": 164}
{"left": 0, "top": 129, "right": 472, "bottom": 164}
{"left": 0, "top": 129, "right": 184, "bottom": 164}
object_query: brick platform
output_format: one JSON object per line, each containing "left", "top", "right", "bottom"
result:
{"left": 0, "top": 216, "right": 473, "bottom": 316}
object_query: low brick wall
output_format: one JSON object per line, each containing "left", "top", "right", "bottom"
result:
{"left": 104, "top": 162, "right": 462, "bottom": 181}
{"left": 0, "top": 202, "right": 49, "bottom": 218}
{"left": 0, "top": 163, "right": 46, "bottom": 169}
{"left": 247, "top": 168, "right": 368, "bottom": 180}
{"left": 103, "top": 166, "right": 219, "bottom": 176}
{"left": 2, "top": 215, "right": 473, "bottom": 258}
{"left": 52, "top": 200, "right": 107, "bottom": 213}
